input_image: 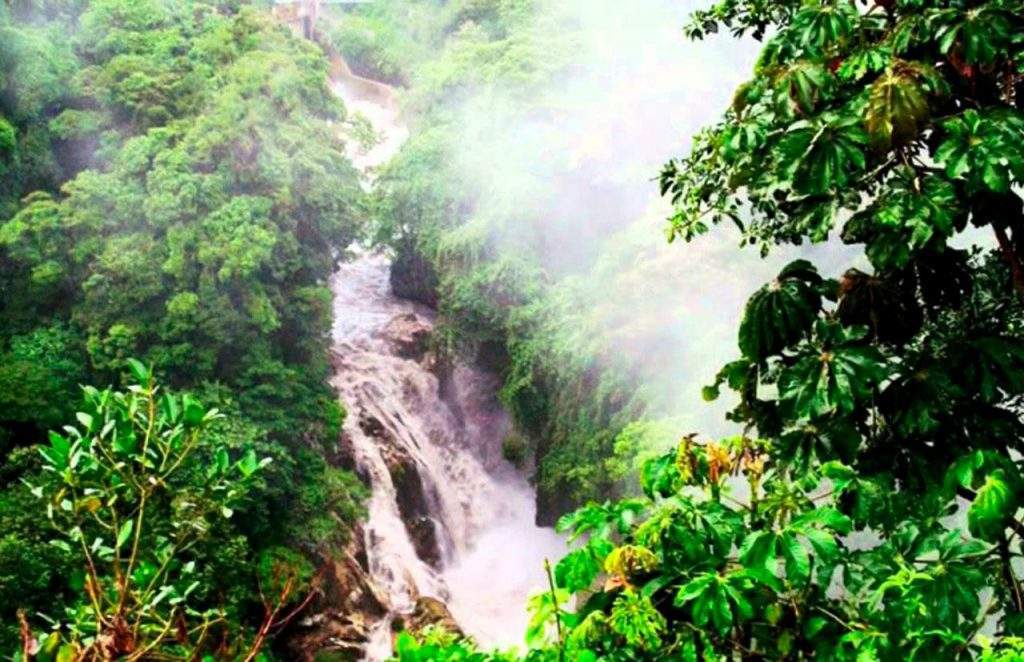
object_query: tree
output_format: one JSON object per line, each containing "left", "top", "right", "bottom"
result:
{"left": 659, "top": 0, "right": 1024, "bottom": 551}
{"left": 662, "top": 0, "right": 1024, "bottom": 278}
{"left": 17, "top": 361, "right": 275, "bottom": 660}
{"left": 561, "top": 0, "right": 1024, "bottom": 656}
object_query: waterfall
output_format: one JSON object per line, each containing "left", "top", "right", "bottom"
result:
{"left": 329, "top": 60, "right": 564, "bottom": 660}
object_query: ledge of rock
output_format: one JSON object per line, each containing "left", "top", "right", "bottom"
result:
{"left": 281, "top": 523, "right": 390, "bottom": 661}
{"left": 405, "top": 597, "right": 464, "bottom": 638}
{"left": 378, "top": 312, "right": 432, "bottom": 361}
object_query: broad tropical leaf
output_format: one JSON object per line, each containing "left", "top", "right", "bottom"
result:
{"left": 739, "top": 259, "right": 823, "bottom": 362}
{"left": 865, "top": 65, "right": 932, "bottom": 149}
{"left": 778, "top": 321, "right": 890, "bottom": 420}
{"left": 777, "top": 113, "right": 868, "bottom": 196}
{"left": 968, "top": 469, "right": 1019, "bottom": 541}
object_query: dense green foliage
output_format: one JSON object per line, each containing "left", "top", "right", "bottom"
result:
{"left": 381, "top": 0, "right": 1024, "bottom": 659}
{"left": 6, "top": 0, "right": 1024, "bottom": 658}
{"left": 0, "top": 0, "right": 367, "bottom": 654}
{"left": 23, "top": 365, "right": 286, "bottom": 659}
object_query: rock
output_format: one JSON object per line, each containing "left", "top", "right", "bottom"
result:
{"left": 355, "top": 412, "right": 445, "bottom": 567}
{"left": 534, "top": 456, "right": 577, "bottom": 527}
{"left": 280, "top": 525, "right": 390, "bottom": 661}
{"left": 405, "top": 597, "right": 464, "bottom": 638}
{"left": 426, "top": 351, "right": 455, "bottom": 403}
{"left": 379, "top": 438, "right": 444, "bottom": 568}
{"left": 358, "top": 413, "right": 392, "bottom": 441}
{"left": 320, "top": 534, "right": 389, "bottom": 618}
{"left": 501, "top": 431, "right": 530, "bottom": 468}
{"left": 379, "top": 313, "right": 432, "bottom": 361}
{"left": 474, "top": 339, "right": 509, "bottom": 375}
{"left": 283, "top": 615, "right": 365, "bottom": 662}
{"left": 390, "top": 243, "right": 439, "bottom": 308}
{"left": 404, "top": 515, "right": 443, "bottom": 567}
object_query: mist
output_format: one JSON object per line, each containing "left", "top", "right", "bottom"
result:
{"left": 433, "top": 0, "right": 859, "bottom": 440}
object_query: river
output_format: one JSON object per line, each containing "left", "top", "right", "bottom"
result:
{"left": 328, "top": 57, "right": 565, "bottom": 660}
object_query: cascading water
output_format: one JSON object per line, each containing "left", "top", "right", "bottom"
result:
{"left": 328, "top": 57, "right": 564, "bottom": 660}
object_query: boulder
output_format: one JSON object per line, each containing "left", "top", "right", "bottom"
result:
{"left": 405, "top": 597, "right": 463, "bottom": 638}
{"left": 280, "top": 523, "right": 389, "bottom": 661}
{"left": 390, "top": 243, "right": 439, "bottom": 308}
{"left": 379, "top": 313, "right": 432, "bottom": 361}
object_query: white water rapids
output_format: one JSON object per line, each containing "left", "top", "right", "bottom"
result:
{"left": 329, "top": 60, "right": 565, "bottom": 660}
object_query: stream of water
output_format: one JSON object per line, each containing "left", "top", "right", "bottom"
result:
{"left": 329, "top": 59, "right": 564, "bottom": 660}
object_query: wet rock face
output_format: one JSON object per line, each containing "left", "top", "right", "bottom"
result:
{"left": 356, "top": 412, "right": 445, "bottom": 568}
{"left": 285, "top": 612, "right": 366, "bottom": 662}
{"left": 377, "top": 439, "right": 444, "bottom": 566}
{"left": 378, "top": 313, "right": 432, "bottom": 361}
{"left": 320, "top": 536, "right": 389, "bottom": 618}
{"left": 358, "top": 413, "right": 391, "bottom": 440}
{"left": 281, "top": 523, "right": 389, "bottom": 661}
{"left": 390, "top": 243, "right": 439, "bottom": 308}
{"left": 406, "top": 597, "right": 464, "bottom": 638}
{"left": 403, "top": 515, "right": 442, "bottom": 568}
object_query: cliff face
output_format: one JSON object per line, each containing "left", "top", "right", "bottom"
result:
{"left": 281, "top": 525, "right": 389, "bottom": 661}
{"left": 389, "top": 242, "right": 439, "bottom": 309}
{"left": 386, "top": 243, "right": 570, "bottom": 527}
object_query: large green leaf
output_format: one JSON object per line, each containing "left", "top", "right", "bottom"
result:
{"left": 777, "top": 113, "right": 867, "bottom": 196}
{"left": 962, "top": 336, "right": 1024, "bottom": 403}
{"left": 774, "top": 61, "right": 832, "bottom": 115}
{"left": 967, "top": 469, "right": 1019, "bottom": 541}
{"left": 845, "top": 170, "right": 960, "bottom": 270}
{"left": 739, "top": 259, "right": 823, "bottom": 362}
{"left": 640, "top": 450, "right": 682, "bottom": 498}
{"left": 739, "top": 531, "right": 777, "bottom": 572}
{"left": 789, "top": 4, "right": 857, "bottom": 55}
{"left": 556, "top": 538, "right": 613, "bottom": 592}
{"left": 779, "top": 531, "right": 810, "bottom": 586}
{"left": 931, "top": 5, "right": 1014, "bottom": 65}
{"left": 779, "top": 321, "right": 891, "bottom": 420}
{"left": 864, "top": 65, "right": 932, "bottom": 149}
{"left": 934, "top": 109, "right": 1024, "bottom": 195}
{"left": 675, "top": 571, "right": 756, "bottom": 636}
